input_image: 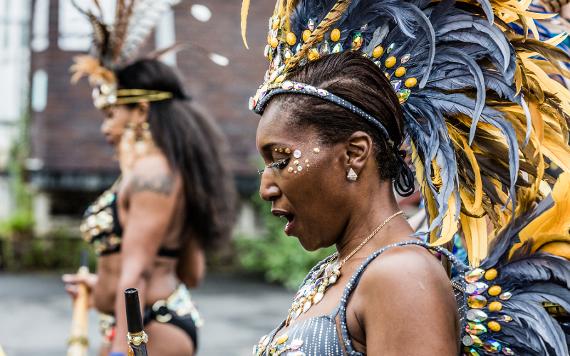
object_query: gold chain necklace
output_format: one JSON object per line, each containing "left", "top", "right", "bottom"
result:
{"left": 285, "top": 210, "right": 404, "bottom": 326}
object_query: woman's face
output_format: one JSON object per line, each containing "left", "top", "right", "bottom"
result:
{"left": 256, "top": 103, "right": 354, "bottom": 251}
{"left": 100, "top": 105, "right": 133, "bottom": 147}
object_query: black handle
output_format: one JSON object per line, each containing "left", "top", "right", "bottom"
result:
{"left": 124, "top": 288, "right": 144, "bottom": 333}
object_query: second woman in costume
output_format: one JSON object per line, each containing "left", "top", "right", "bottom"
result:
{"left": 63, "top": 1, "right": 236, "bottom": 355}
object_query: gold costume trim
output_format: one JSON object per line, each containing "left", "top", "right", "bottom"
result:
{"left": 127, "top": 331, "right": 149, "bottom": 346}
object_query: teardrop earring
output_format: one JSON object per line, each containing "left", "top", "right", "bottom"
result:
{"left": 347, "top": 167, "right": 358, "bottom": 181}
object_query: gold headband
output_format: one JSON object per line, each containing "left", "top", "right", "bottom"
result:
{"left": 115, "top": 89, "right": 174, "bottom": 105}
{"left": 92, "top": 87, "right": 174, "bottom": 109}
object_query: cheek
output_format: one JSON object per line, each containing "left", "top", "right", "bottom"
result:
{"left": 284, "top": 152, "right": 345, "bottom": 218}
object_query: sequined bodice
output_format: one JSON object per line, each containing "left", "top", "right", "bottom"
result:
{"left": 80, "top": 187, "right": 123, "bottom": 256}
{"left": 80, "top": 185, "right": 181, "bottom": 258}
{"left": 253, "top": 240, "right": 467, "bottom": 356}
{"left": 254, "top": 308, "right": 347, "bottom": 356}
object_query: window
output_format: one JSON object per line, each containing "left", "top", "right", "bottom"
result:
{"left": 32, "top": 69, "right": 48, "bottom": 112}
{"left": 31, "top": 0, "right": 49, "bottom": 51}
{"left": 58, "top": 0, "right": 115, "bottom": 51}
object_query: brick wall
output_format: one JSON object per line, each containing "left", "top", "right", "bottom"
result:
{"left": 29, "top": 0, "right": 274, "bottom": 188}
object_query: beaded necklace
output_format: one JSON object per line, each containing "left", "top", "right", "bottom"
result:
{"left": 285, "top": 211, "right": 404, "bottom": 326}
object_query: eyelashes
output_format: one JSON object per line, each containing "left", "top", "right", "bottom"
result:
{"left": 258, "top": 158, "right": 290, "bottom": 175}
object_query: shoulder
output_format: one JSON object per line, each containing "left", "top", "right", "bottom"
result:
{"left": 350, "top": 242, "right": 459, "bottom": 353}
{"left": 354, "top": 242, "right": 456, "bottom": 321}
{"left": 363, "top": 243, "right": 449, "bottom": 285}
{"left": 131, "top": 154, "right": 172, "bottom": 176}
{"left": 125, "top": 154, "right": 180, "bottom": 197}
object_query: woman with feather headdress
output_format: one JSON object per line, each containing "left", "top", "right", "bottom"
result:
{"left": 61, "top": 1, "right": 236, "bottom": 355}
{"left": 242, "top": 0, "right": 570, "bottom": 354}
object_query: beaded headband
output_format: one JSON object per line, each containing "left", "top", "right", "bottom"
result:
{"left": 251, "top": 80, "right": 394, "bottom": 147}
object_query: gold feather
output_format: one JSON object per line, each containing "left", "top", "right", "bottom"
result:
{"left": 241, "top": 0, "right": 251, "bottom": 49}
{"left": 449, "top": 127, "right": 484, "bottom": 215}
{"left": 431, "top": 193, "right": 459, "bottom": 246}
{"left": 510, "top": 173, "right": 570, "bottom": 259}
{"left": 460, "top": 213, "right": 488, "bottom": 266}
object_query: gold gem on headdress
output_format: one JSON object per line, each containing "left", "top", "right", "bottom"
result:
{"left": 405, "top": 77, "right": 418, "bottom": 88}
{"left": 286, "top": 32, "right": 297, "bottom": 46}
{"left": 394, "top": 67, "right": 407, "bottom": 77}
{"left": 385, "top": 56, "right": 397, "bottom": 68}
{"left": 330, "top": 28, "right": 341, "bottom": 42}
{"left": 372, "top": 46, "right": 384, "bottom": 58}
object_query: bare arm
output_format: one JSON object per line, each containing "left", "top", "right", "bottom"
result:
{"left": 356, "top": 247, "right": 459, "bottom": 355}
{"left": 111, "top": 158, "right": 179, "bottom": 353}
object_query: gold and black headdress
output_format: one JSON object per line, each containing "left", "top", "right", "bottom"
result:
{"left": 242, "top": 0, "right": 570, "bottom": 255}
{"left": 70, "top": 0, "right": 180, "bottom": 108}
{"left": 243, "top": 1, "right": 570, "bottom": 354}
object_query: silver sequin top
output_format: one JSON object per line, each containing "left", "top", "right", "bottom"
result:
{"left": 253, "top": 240, "right": 466, "bottom": 356}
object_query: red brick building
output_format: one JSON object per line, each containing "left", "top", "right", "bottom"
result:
{"left": 28, "top": 0, "right": 274, "bottom": 232}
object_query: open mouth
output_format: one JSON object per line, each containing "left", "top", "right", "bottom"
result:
{"left": 271, "top": 209, "right": 296, "bottom": 235}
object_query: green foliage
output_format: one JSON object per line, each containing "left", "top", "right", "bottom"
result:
{"left": 0, "top": 210, "right": 34, "bottom": 237}
{"left": 0, "top": 229, "right": 96, "bottom": 271}
{"left": 235, "top": 195, "right": 334, "bottom": 290}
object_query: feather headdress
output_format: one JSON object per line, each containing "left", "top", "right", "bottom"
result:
{"left": 243, "top": 0, "right": 570, "bottom": 354}
{"left": 242, "top": 0, "right": 570, "bottom": 261}
{"left": 70, "top": 0, "right": 181, "bottom": 108}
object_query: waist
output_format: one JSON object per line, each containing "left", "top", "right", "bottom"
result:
{"left": 94, "top": 255, "right": 179, "bottom": 313}
{"left": 99, "top": 284, "right": 202, "bottom": 343}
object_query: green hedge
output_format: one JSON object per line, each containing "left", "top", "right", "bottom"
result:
{"left": 235, "top": 195, "right": 334, "bottom": 289}
{"left": 0, "top": 230, "right": 95, "bottom": 272}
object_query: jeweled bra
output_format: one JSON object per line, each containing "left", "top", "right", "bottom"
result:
{"left": 80, "top": 187, "right": 123, "bottom": 256}
{"left": 80, "top": 183, "right": 181, "bottom": 258}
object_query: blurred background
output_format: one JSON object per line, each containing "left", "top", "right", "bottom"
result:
{"left": 0, "top": 0, "right": 335, "bottom": 354}
{"left": 3, "top": 0, "right": 565, "bottom": 354}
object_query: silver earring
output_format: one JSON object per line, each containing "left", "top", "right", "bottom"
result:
{"left": 347, "top": 167, "right": 358, "bottom": 181}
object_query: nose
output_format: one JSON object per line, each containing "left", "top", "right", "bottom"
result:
{"left": 100, "top": 120, "right": 110, "bottom": 136}
{"left": 259, "top": 171, "right": 281, "bottom": 202}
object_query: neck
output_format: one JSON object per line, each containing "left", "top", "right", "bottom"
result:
{"left": 335, "top": 181, "right": 409, "bottom": 262}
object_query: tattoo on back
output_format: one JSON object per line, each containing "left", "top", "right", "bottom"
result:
{"left": 129, "top": 174, "right": 175, "bottom": 196}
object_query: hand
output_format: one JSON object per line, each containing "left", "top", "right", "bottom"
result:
{"left": 62, "top": 272, "right": 98, "bottom": 305}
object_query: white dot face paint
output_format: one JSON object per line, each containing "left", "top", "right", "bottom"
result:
{"left": 283, "top": 147, "right": 321, "bottom": 175}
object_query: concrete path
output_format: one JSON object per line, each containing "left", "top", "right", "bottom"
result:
{"left": 0, "top": 273, "right": 292, "bottom": 356}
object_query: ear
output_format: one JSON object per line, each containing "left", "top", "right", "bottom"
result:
{"left": 131, "top": 101, "right": 149, "bottom": 125}
{"left": 344, "top": 131, "right": 374, "bottom": 174}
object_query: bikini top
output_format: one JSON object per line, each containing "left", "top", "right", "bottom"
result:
{"left": 253, "top": 240, "right": 466, "bottom": 356}
{"left": 80, "top": 185, "right": 181, "bottom": 258}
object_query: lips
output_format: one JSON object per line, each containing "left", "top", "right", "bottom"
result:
{"left": 271, "top": 209, "right": 296, "bottom": 235}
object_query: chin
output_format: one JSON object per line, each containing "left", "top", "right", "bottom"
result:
{"left": 296, "top": 235, "right": 322, "bottom": 252}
